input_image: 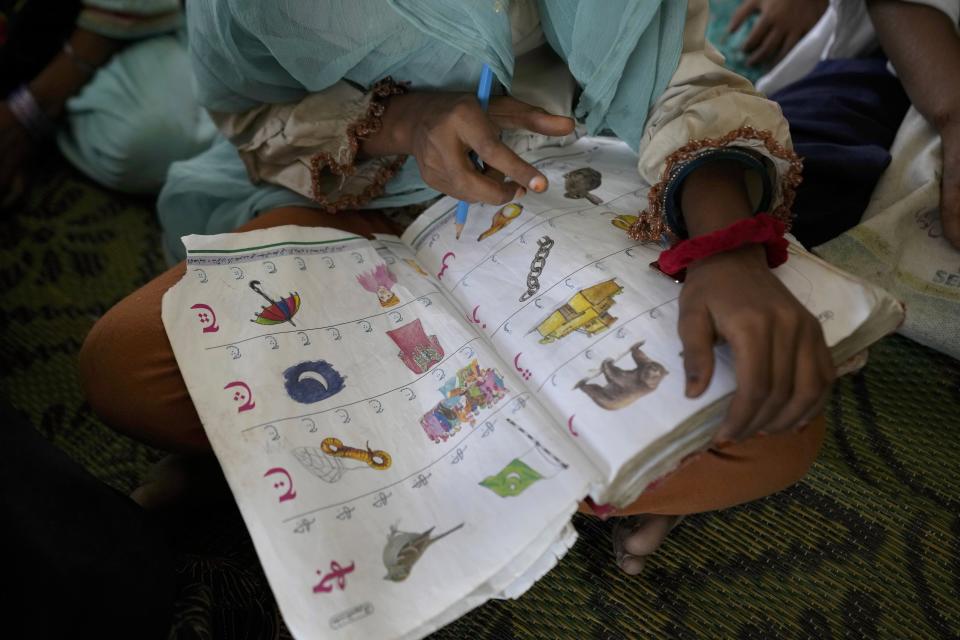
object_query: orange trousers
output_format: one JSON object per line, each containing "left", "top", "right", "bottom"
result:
{"left": 79, "top": 207, "right": 825, "bottom": 517}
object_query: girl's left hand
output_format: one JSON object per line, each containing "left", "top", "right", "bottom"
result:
{"left": 678, "top": 243, "right": 835, "bottom": 444}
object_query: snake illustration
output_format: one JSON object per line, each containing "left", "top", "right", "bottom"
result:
{"left": 321, "top": 437, "right": 391, "bottom": 470}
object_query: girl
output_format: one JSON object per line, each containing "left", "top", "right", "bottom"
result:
{"left": 80, "top": 0, "right": 833, "bottom": 576}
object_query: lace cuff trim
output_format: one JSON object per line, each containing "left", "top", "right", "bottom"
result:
{"left": 308, "top": 77, "right": 408, "bottom": 210}
{"left": 628, "top": 126, "right": 803, "bottom": 243}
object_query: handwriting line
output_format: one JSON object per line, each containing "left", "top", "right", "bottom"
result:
{"left": 241, "top": 337, "right": 483, "bottom": 432}
{"left": 491, "top": 244, "right": 646, "bottom": 337}
{"left": 205, "top": 291, "right": 442, "bottom": 350}
{"left": 535, "top": 296, "right": 679, "bottom": 392}
{"left": 281, "top": 392, "right": 530, "bottom": 522}
{"left": 448, "top": 188, "right": 642, "bottom": 293}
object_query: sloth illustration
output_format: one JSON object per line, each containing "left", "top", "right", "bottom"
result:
{"left": 574, "top": 342, "right": 667, "bottom": 410}
{"left": 563, "top": 167, "right": 603, "bottom": 205}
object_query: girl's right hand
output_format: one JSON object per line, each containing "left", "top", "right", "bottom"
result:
{"left": 361, "top": 93, "right": 575, "bottom": 205}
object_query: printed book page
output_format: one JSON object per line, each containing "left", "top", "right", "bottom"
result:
{"left": 160, "top": 226, "right": 596, "bottom": 640}
{"left": 402, "top": 137, "right": 891, "bottom": 493}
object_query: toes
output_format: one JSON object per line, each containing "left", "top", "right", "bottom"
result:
{"left": 617, "top": 552, "right": 646, "bottom": 575}
{"left": 612, "top": 515, "right": 646, "bottom": 553}
{"left": 611, "top": 516, "right": 652, "bottom": 575}
{"left": 620, "top": 514, "right": 681, "bottom": 557}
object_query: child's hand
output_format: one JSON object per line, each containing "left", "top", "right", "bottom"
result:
{"left": 679, "top": 244, "right": 835, "bottom": 444}
{"left": 728, "top": 0, "right": 828, "bottom": 67}
{"left": 361, "top": 93, "right": 575, "bottom": 204}
{"left": 677, "top": 160, "right": 833, "bottom": 444}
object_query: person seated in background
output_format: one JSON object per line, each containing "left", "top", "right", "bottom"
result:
{"left": 705, "top": 0, "right": 828, "bottom": 82}
{"left": 0, "top": 0, "right": 215, "bottom": 207}
{"left": 732, "top": 0, "right": 959, "bottom": 357}
{"left": 752, "top": 0, "right": 959, "bottom": 249}
{"left": 81, "top": 0, "right": 836, "bottom": 577}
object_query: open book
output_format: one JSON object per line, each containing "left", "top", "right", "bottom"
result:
{"left": 161, "top": 138, "right": 904, "bottom": 639}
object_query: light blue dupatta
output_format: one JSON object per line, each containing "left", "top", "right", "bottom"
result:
{"left": 191, "top": 0, "right": 686, "bottom": 148}
{"left": 161, "top": 0, "right": 688, "bottom": 261}
{"left": 387, "top": 0, "right": 687, "bottom": 150}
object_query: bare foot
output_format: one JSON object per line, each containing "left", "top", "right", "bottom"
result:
{"left": 611, "top": 514, "right": 684, "bottom": 575}
{"left": 131, "top": 453, "right": 231, "bottom": 511}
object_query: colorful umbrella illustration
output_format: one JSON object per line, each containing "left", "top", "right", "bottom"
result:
{"left": 249, "top": 280, "right": 300, "bottom": 327}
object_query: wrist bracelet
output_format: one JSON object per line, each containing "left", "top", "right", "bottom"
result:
{"left": 6, "top": 85, "right": 56, "bottom": 140}
{"left": 62, "top": 42, "right": 98, "bottom": 76}
{"left": 651, "top": 213, "right": 789, "bottom": 283}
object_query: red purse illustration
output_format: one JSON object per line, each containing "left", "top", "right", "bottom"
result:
{"left": 386, "top": 319, "right": 444, "bottom": 374}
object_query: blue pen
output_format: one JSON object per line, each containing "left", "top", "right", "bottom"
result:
{"left": 454, "top": 63, "right": 495, "bottom": 240}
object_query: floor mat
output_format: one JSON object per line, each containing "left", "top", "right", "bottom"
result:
{"left": 2, "top": 161, "right": 958, "bottom": 639}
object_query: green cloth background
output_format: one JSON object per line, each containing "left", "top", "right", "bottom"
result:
{"left": 707, "top": 0, "right": 767, "bottom": 84}
{"left": 2, "top": 155, "right": 957, "bottom": 639}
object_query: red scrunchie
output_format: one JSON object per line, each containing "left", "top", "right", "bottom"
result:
{"left": 654, "top": 213, "right": 789, "bottom": 282}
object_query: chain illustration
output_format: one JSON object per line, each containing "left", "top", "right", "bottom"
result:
{"left": 519, "top": 236, "right": 555, "bottom": 302}
{"left": 321, "top": 437, "right": 392, "bottom": 470}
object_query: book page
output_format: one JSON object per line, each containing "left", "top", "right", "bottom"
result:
{"left": 161, "top": 225, "right": 596, "bottom": 640}
{"left": 402, "top": 137, "right": 894, "bottom": 495}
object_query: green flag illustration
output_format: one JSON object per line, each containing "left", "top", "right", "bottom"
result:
{"left": 479, "top": 458, "right": 544, "bottom": 497}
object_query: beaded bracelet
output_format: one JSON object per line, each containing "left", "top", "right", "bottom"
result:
{"left": 6, "top": 85, "right": 56, "bottom": 140}
{"left": 651, "top": 213, "right": 789, "bottom": 283}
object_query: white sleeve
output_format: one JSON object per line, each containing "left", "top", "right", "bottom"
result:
{"left": 209, "top": 79, "right": 409, "bottom": 212}
{"left": 629, "top": 0, "right": 801, "bottom": 242}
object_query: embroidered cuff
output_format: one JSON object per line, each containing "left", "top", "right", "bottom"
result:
{"left": 628, "top": 126, "right": 803, "bottom": 244}
{"left": 662, "top": 147, "right": 771, "bottom": 240}
{"left": 309, "top": 77, "right": 408, "bottom": 211}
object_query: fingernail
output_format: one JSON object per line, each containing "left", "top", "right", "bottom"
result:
{"left": 529, "top": 176, "right": 547, "bottom": 192}
{"left": 619, "top": 554, "right": 646, "bottom": 575}
{"left": 514, "top": 186, "right": 526, "bottom": 200}
{"left": 684, "top": 373, "right": 699, "bottom": 397}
